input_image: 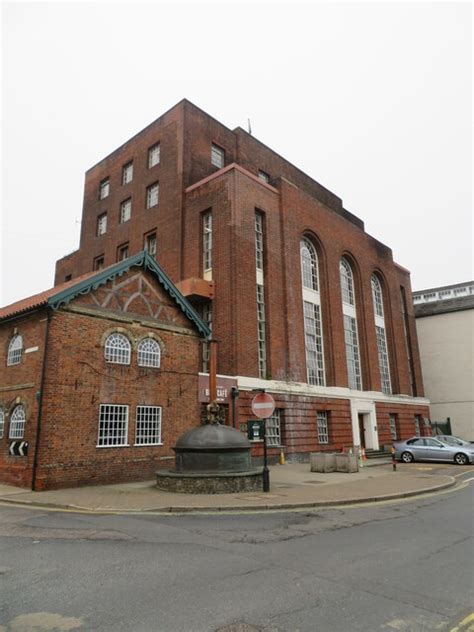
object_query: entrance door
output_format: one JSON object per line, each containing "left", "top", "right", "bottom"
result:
{"left": 358, "top": 414, "right": 366, "bottom": 448}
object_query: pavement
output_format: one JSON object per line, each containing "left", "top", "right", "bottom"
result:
{"left": 0, "top": 461, "right": 464, "bottom": 514}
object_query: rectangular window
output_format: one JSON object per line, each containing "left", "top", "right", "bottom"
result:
{"left": 343, "top": 314, "right": 362, "bottom": 390}
{"left": 120, "top": 198, "right": 132, "bottom": 223}
{"left": 256, "top": 284, "right": 267, "bottom": 378}
{"left": 389, "top": 413, "right": 398, "bottom": 440}
{"left": 122, "top": 161, "right": 133, "bottom": 185}
{"left": 203, "top": 211, "right": 212, "bottom": 277}
{"left": 135, "top": 406, "right": 162, "bottom": 445}
{"left": 317, "top": 411, "right": 329, "bottom": 444}
{"left": 258, "top": 170, "right": 270, "bottom": 183}
{"left": 148, "top": 143, "right": 160, "bottom": 168}
{"left": 97, "top": 212, "right": 107, "bottom": 236}
{"left": 0, "top": 411, "right": 4, "bottom": 439}
{"left": 144, "top": 232, "right": 157, "bottom": 256}
{"left": 211, "top": 143, "right": 225, "bottom": 168}
{"left": 414, "top": 414, "right": 422, "bottom": 437}
{"left": 255, "top": 212, "right": 264, "bottom": 271}
{"left": 97, "top": 404, "right": 129, "bottom": 447}
{"left": 266, "top": 410, "right": 281, "bottom": 447}
{"left": 375, "top": 326, "right": 392, "bottom": 394}
{"left": 146, "top": 182, "right": 159, "bottom": 208}
{"left": 304, "top": 301, "right": 325, "bottom": 386}
{"left": 99, "top": 178, "right": 110, "bottom": 200}
{"left": 93, "top": 255, "right": 105, "bottom": 271}
{"left": 117, "top": 243, "right": 129, "bottom": 261}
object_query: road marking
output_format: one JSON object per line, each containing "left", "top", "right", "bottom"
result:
{"left": 449, "top": 611, "right": 474, "bottom": 632}
{"left": 462, "top": 477, "right": 474, "bottom": 483}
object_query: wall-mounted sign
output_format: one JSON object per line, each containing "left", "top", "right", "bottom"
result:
{"left": 9, "top": 441, "right": 28, "bottom": 457}
{"left": 198, "top": 375, "right": 237, "bottom": 403}
{"left": 247, "top": 419, "right": 264, "bottom": 442}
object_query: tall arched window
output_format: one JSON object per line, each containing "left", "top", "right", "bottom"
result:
{"left": 300, "top": 238, "right": 325, "bottom": 385}
{"left": 9, "top": 405, "right": 26, "bottom": 439}
{"left": 7, "top": 334, "right": 23, "bottom": 366}
{"left": 0, "top": 408, "right": 4, "bottom": 439}
{"left": 340, "top": 258, "right": 362, "bottom": 390}
{"left": 137, "top": 338, "right": 161, "bottom": 368}
{"left": 371, "top": 274, "right": 392, "bottom": 394}
{"left": 104, "top": 333, "right": 131, "bottom": 365}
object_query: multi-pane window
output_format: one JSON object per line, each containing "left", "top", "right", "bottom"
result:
{"left": 135, "top": 406, "right": 162, "bottom": 445}
{"left": 120, "top": 198, "right": 132, "bottom": 223}
{"left": 118, "top": 244, "right": 129, "bottom": 261}
{"left": 258, "top": 170, "right": 270, "bottom": 183}
{"left": 93, "top": 255, "right": 105, "bottom": 271}
{"left": 148, "top": 143, "right": 160, "bottom": 168}
{"left": 97, "top": 213, "right": 107, "bottom": 236}
{"left": 255, "top": 212, "right": 264, "bottom": 271}
{"left": 9, "top": 405, "right": 26, "bottom": 440}
{"left": 340, "top": 258, "right": 362, "bottom": 390}
{"left": 104, "top": 333, "right": 131, "bottom": 365}
{"left": 7, "top": 334, "right": 23, "bottom": 366}
{"left": 301, "top": 238, "right": 325, "bottom": 386}
{"left": 137, "top": 338, "right": 161, "bottom": 368}
{"left": 371, "top": 275, "right": 391, "bottom": 394}
{"left": 317, "top": 411, "right": 329, "bottom": 444}
{"left": 97, "top": 404, "right": 128, "bottom": 447}
{"left": 122, "top": 161, "right": 133, "bottom": 185}
{"left": 0, "top": 409, "right": 4, "bottom": 438}
{"left": 389, "top": 413, "right": 398, "bottom": 440}
{"left": 203, "top": 212, "right": 212, "bottom": 277}
{"left": 414, "top": 414, "right": 422, "bottom": 437}
{"left": 256, "top": 284, "right": 267, "bottom": 378}
{"left": 211, "top": 143, "right": 225, "bottom": 168}
{"left": 145, "top": 233, "right": 157, "bottom": 257}
{"left": 146, "top": 182, "right": 159, "bottom": 208}
{"left": 99, "top": 178, "right": 110, "bottom": 200}
{"left": 200, "top": 302, "right": 212, "bottom": 373}
{"left": 266, "top": 409, "right": 281, "bottom": 447}
{"left": 371, "top": 275, "right": 384, "bottom": 317}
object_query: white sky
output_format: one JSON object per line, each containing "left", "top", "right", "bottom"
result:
{"left": 1, "top": 1, "right": 472, "bottom": 306}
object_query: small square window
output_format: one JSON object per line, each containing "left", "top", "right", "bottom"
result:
{"left": 120, "top": 198, "right": 132, "bottom": 223}
{"left": 65, "top": 274, "right": 72, "bottom": 282}
{"left": 146, "top": 182, "right": 159, "bottom": 208}
{"left": 99, "top": 178, "right": 110, "bottom": 200}
{"left": 148, "top": 143, "right": 160, "bottom": 168}
{"left": 122, "top": 161, "right": 133, "bottom": 185}
{"left": 258, "top": 170, "right": 270, "bottom": 183}
{"left": 118, "top": 243, "right": 129, "bottom": 261}
{"left": 97, "top": 213, "right": 107, "bottom": 236}
{"left": 211, "top": 144, "right": 225, "bottom": 168}
{"left": 93, "top": 255, "right": 105, "bottom": 271}
{"left": 317, "top": 411, "right": 329, "bottom": 444}
{"left": 145, "top": 232, "right": 157, "bottom": 256}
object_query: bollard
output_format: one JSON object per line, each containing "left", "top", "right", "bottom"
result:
{"left": 279, "top": 450, "right": 286, "bottom": 465}
{"left": 391, "top": 446, "right": 397, "bottom": 471}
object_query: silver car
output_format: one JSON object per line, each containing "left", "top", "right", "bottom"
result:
{"left": 435, "top": 434, "right": 473, "bottom": 447}
{"left": 393, "top": 436, "right": 474, "bottom": 465}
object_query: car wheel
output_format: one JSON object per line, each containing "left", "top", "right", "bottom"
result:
{"left": 401, "top": 451, "right": 414, "bottom": 463}
{"left": 454, "top": 453, "right": 468, "bottom": 466}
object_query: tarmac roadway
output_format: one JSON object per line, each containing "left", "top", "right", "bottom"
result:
{"left": 0, "top": 464, "right": 473, "bottom": 632}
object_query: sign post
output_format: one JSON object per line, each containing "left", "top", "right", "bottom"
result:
{"left": 251, "top": 391, "right": 276, "bottom": 493}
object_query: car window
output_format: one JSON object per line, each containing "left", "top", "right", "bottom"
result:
{"left": 407, "top": 439, "right": 424, "bottom": 445}
{"left": 424, "top": 439, "right": 443, "bottom": 447}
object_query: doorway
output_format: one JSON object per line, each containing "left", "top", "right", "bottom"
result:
{"left": 358, "top": 414, "right": 366, "bottom": 449}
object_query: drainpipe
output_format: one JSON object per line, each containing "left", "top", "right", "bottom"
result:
{"left": 31, "top": 309, "right": 51, "bottom": 491}
{"left": 231, "top": 386, "right": 239, "bottom": 428}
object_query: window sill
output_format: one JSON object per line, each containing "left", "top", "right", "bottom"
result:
{"left": 96, "top": 444, "right": 130, "bottom": 449}
{"left": 133, "top": 442, "right": 163, "bottom": 447}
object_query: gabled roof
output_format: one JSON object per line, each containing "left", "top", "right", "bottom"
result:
{"left": 0, "top": 252, "right": 211, "bottom": 338}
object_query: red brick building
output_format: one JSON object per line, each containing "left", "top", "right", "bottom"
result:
{"left": 0, "top": 253, "right": 209, "bottom": 489}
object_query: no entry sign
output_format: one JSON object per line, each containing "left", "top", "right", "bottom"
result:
{"left": 251, "top": 392, "right": 276, "bottom": 419}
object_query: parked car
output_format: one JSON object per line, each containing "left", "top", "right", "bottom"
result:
{"left": 393, "top": 437, "right": 474, "bottom": 465}
{"left": 435, "top": 435, "right": 473, "bottom": 447}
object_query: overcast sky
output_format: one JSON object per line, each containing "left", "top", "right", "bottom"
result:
{"left": 1, "top": 1, "right": 472, "bottom": 306}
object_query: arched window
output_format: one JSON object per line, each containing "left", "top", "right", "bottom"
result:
{"left": 9, "top": 405, "right": 26, "bottom": 439}
{"left": 137, "top": 338, "right": 161, "bottom": 368}
{"left": 371, "top": 274, "right": 392, "bottom": 394}
{"left": 300, "top": 238, "right": 325, "bottom": 385}
{"left": 104, "top": 333, "right": 131, "bottom": 365}
{"left": 0, "top": 408, "right": 4, "bottom": 439}
{"left": 7, "top": 335, "right": 23, "bottom": 366}
{"left": 340, "top": 258, "right": 362, "bottom": 390}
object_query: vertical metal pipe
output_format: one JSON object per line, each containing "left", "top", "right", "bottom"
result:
{"left": 209, "top": 339, "right": 217, "bottom": 404}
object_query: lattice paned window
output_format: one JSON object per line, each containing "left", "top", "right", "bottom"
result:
{"left": 137, "top": 338, "right": 161, "bottom": 368}
{"left": 256, "top": 283, "right": 267, "bottom": 378}
{"left": 255, "top": 212, "right": 264, "bottom": 271}
{"left": 97, "top": 213, "right": 107, "bottom": 236}
{"left": 122, "top": 161, "right": 133, "bottom": 185}
{"left": 414, "top": 414, "right": 422, "bottom": 437}
{"left": 0, "top": 409, "right": 4, "bottom": 438}
{"left": 211, "top": 143, "right": 225, "bottom": 168}
{"left": 300, "top": 238, "right": 319, "bottom": 291}
{"left": 201, "top": 302, "right": 212, "bottom": 373}
{"left": 145, "top": 233, "right": 157, "bottom": 256}
{"left": 7, "top": 334, "right": 23, "bottom": 366}
{"left": 97, "top": 404, "right": 128, "bottom": 447}
{"left": 317, "top": 411, "right": 329, "bottom": 444}
{"left": 104, "top": 333, "right": 131, "bottom": 365}
{"left": 9, "top": 405, "right": 26, "bottom": 440}
{"left": 376, "top": 326, "right": 391, "bottom": 394}
{"left": 146, "top": 182, "right": 159, "bottom": 208}
{"left": 303, "top": 301, "right": 325, "bottom": 385}
{"left": 148, "top": 143, "right": 160, "bottom": 168}
{"left": 99, "top": 178, "right": 110, "bottom": 200}
{"left": 120, "top": 198, "right": 132, "bottom": 223}
{"left": 203, "top": 212, "right": 212, "bottom": 274}
{"left": 340, "top": 258, "right": 355, "bottom": 305}
{"left": 389, "top": 413, "right": 398, "bottom": 440}
{"left": 135, "top": 406, "right": 162, "bottom": 445}
{"left": 343, "top": 314, "right": 362, "bottom": 390}
{"left": 266, "top": 409, "right": 281, "bottom": 447}
{"left": 371, "top": 275, "right": 384, "bottom": 317}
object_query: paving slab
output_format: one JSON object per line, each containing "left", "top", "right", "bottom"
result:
{"left": 0, "top": 463, "right": 458, "bottom": 513}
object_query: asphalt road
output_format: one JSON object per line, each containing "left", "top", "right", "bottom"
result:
{"left": 0, "top": 471, "right": 473, "bottom": 632}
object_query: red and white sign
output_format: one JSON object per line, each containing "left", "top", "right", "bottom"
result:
{"left": 198, "top": 375, "right": 237, "bottom": 404}
{"left": 251, "top": 392, "right": 276, "bottom": 419}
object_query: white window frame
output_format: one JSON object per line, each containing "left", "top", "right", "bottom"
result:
{"left": 148, "top": 143, "right": 160, "bottom": 168}
{"left": 258, "top": 170, "right": 270, "bottom": 183}
{"left": 256, "top": 283, "right": 267, "bottom": 379}
{"left": 135, "top": 405, "right": 162, "bottom": 446}
{"left": 137, "top": 338, "right": 161, "bottom": 368}
{"left": 104, "top": 333, "right": 131, "bottom": 365}
{"left": 301, "top": 238, "right": 325, "bottom": 386}
{"left": 266, "top": 409, "right": 281, "bottom": 447}
{"left": 97, "top": 213, "right": 107, "bottom": 236}
{"left": 118, "top": 244, "right": 129, "bottom": 261}
{"left": 9, "top": 405, "right": 26, "bottom": 440}
{"left": 97, "top": 404, "right": 129, "bottom": 447}
{"left": 7, "top": 334, "right": 23, "bottom": 366}
{"left": 317, "top": 411, "right": 329, "bottom": 444}
{"left": 120, "top": 198, "right": 132, "bottom": 223}
{"left": 389, "top": 413, "right": 398, "bottom": 440}
{"left": 371, "top": 274, "right": 392, "bottom": 394}
{"left": 340, "top": 258, "right": 362, "bottom": 390}
{"left": 414, "top": 415, "right": 421, "bottom": 437}
{"left": 146, "top": 182, "right": 159, "bottom": 208}
{"left": 145, "top": 233, "right": 157, "bottom": 256}
{"left": 211, "top": 143, "right": 225, "bottom": 168}
{"left": 203, "top": 211, "right": 212, "bottom": 279}
{"left": 122, "top": 161, "right": 133, "bottom": 185}
{"left": 94, "top": 255, "right": 105, "bottom": 271}
{"left": 0, "top": 408, "right": 4, "bottom": 438}
{"left": 99, "top": 178, "right": 110, "bottom": 200}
